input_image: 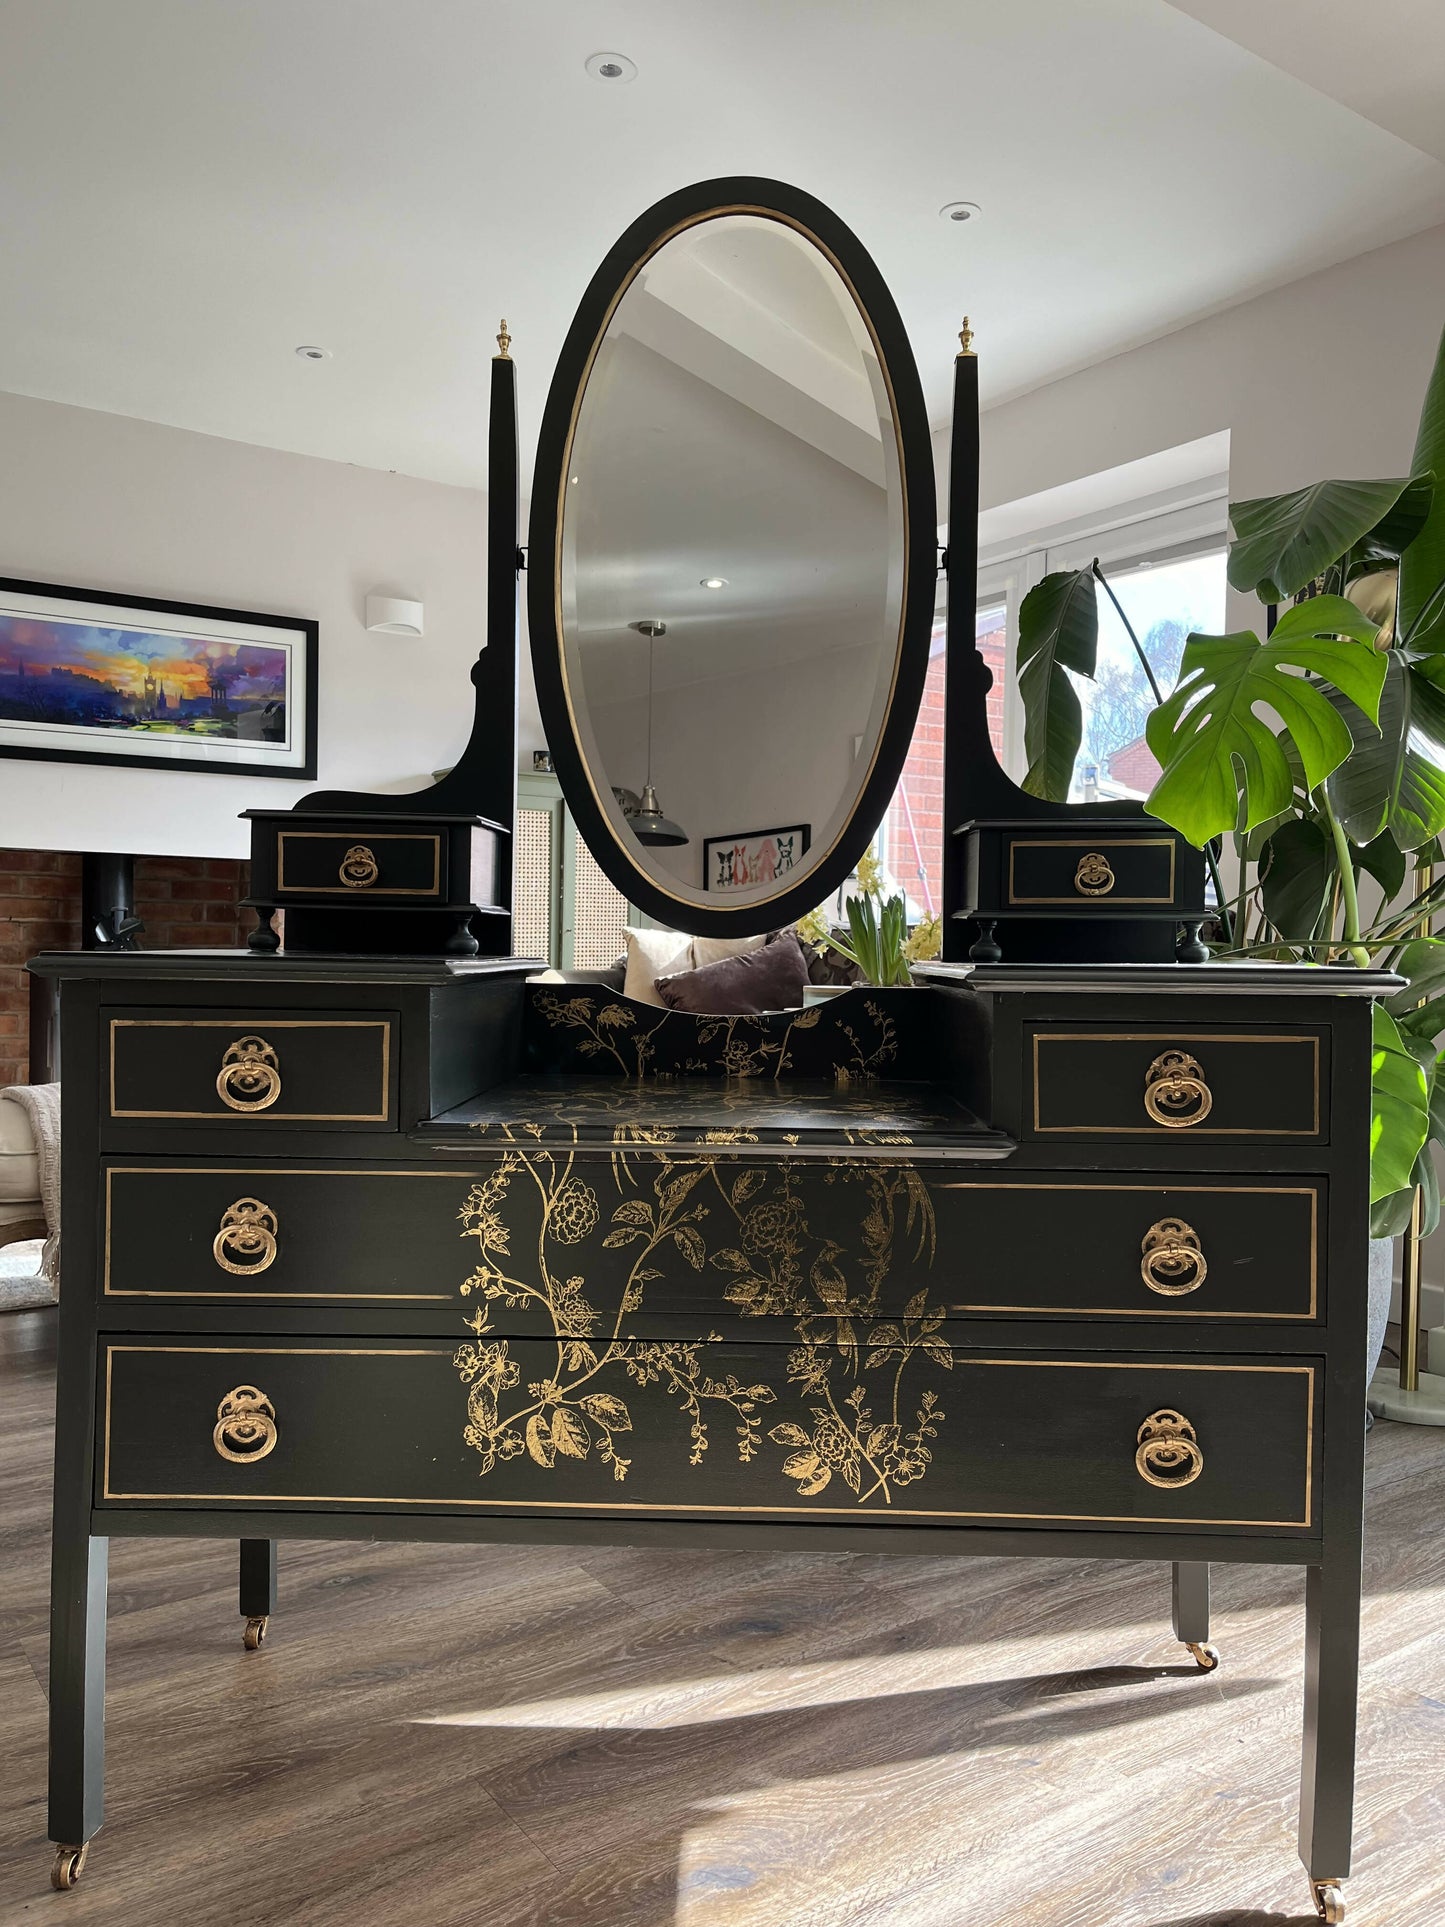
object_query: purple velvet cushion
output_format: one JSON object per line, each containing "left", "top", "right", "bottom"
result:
{"left": 656, "top": 930, "right": 809, "bottom": 1015}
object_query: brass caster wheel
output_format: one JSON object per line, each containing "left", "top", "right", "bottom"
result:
{"left": 50, "top": 1843, "right": 88, "bottom": 1891}
{"left": 242, "top": 1614, "right": 269, "bottom": 1652}
{"left": 1309, "top": 1878, "right": 1345, "bottom": 1923}
{"left": 1185, "top": 1641, "right": 1220, "bottom": 1672}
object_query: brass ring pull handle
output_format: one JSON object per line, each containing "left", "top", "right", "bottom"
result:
{"left": 213, "top": 1198, "right": 279, "bottom": 1276}
{"left": 217, "top": 1036, "right": 281, "bottom": 1112}
{"left": 1135, "top": 1409, "right": 1204, "bottom": 1490}
{"left": 1143, "top": 1050, "right": 1213, "bottom": 1130}
{"left": 213, "top": 1385, "right": 278, "bottom": 1463}
{"left": 339, "top": 843, "right": 380, "bottom": 889}
{"left": 1140, "top": 1218, "right": 1207, "bottom": 1296}
{"left": 1074, "top": 851, "right": 1116, "bottom": 897}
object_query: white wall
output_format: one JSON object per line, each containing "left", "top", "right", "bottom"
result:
{"left": 0, "top": 388, "right": 541, "bottom": 859}
{"left": 945, "top": 219, "right": 1445, "bottom": 635}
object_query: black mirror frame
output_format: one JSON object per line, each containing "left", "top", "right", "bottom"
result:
{"left": 527, "top": 175, "right": 938, "bottom": 938}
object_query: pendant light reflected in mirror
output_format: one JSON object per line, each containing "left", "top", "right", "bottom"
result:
{"left": 628, "top": 619, "right": 688, "bottom": 846}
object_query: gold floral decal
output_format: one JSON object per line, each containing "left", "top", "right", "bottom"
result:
{"left": 534, "top": 989, "right": 899, "bottom": 1081}
{"left": 452, "top": 1125, "right": 948, "bottom": 1506}
{"left": 454, "top": 1135, "right": 774, "bottom": 1481}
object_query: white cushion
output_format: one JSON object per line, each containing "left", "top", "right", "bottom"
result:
{"left": 690, "top": 931, "right": 769, "bottom": 970}
{"left": 622, "top": 927, "right": 695, "bottom": 1006}
{"left": 0, "top": 1099, "right": 39, "bottom": 1203}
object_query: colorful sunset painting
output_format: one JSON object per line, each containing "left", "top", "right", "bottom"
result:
{"left": 0, "top": 612, "right": 290, "bottom": 743}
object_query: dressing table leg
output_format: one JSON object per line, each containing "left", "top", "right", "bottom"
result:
{"left": 240, "top": 1539, "right": 276, "bottom": 1651}
{"left": 247, "top": 904, "right": 280, "bottom": 952}
{"left": 1172, "top": 1560, "right": 1218, "bottom": 1670}
{"left": 48, "top": 1531, "right": 108, "bottom": 1888}
{"left": 1299, "top": 1556, "right": 1360, "bottom": 1922}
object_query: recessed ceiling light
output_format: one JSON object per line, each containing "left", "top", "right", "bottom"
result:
{"left": 295, "top": 344, "right": 331, "bottom": 360}
{"left": 570, "top": 474, "right": 580, "bottom": 485}
{"left": 938, "top": 201, "right": 982, "bottom": 225}
{"left": 700, "top": 577, "right": 728, "bottom": 589}
{"left": 586, "top": 51, "right": 637, "bottom": 82}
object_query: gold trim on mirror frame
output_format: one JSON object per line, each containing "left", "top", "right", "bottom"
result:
{"left": 551, "top": 203, "right": 912, "bottom": 915}
{"left": 1005, "top": 838, "right": 1177, "bottom": 906}
{"left": 934, "top": 1181, "right": 1317, "bottom": 1317}
{"left": 102, "top": 1166, "right": 471, "bottom": 1299}
{"left": 99, "top": 1345, "right": 1316, "bottom": 1529}
{"left": 107, "top": 1018, "right": 393, "bottom": 1122}
{"left": 274, "top": 831, "right": 442, "bottom": 896}
{"left": 1030, "top": 1031, "right": 1322, "bottom": 1136}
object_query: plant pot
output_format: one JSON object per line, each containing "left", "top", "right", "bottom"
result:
{"left": 802, "top": 982, "right": 852, "bottom": 1006}
{"left": 1366, "top": 1235, "right": 1395, "bottom": 1421}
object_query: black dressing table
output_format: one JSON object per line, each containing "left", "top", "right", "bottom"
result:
{"left": 36, "top": 179, "right": 1379, "bottom": 1925}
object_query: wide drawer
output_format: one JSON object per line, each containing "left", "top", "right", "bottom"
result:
{"left": 98, "top": 1340, "right": 1317, "bottom": 1531}
{"left": 274, "top": 828, "right": 446, "bottom": 900}
{"left": 1028, "top": 1027, "right": 1325, "bottom": 1140}
{"left": 105, "top": 1010, "right": 398, "bottom": 1129}
{"left": 98, "top": 1159, "right": 1323, "bottom": 1323}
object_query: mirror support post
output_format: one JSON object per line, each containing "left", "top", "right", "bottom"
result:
{"left": 942, "top": 330, "right": 983, "bottom": 961}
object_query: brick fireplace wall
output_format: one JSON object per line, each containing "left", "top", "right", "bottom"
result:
{"left": 0, "top": 850, "right": 249, "bottom": 1086}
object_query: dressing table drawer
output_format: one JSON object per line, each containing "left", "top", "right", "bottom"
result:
{"left": 102, "top": 1164, "right": 475, "bottom": 1301}
{"left": 272, "top": 828, "right": 447, "bottom": 900}
{"left": 943, "top": 1177, "right": 1321, "bottom": 1320}
{"left": 1027, "top": 1027, "right": 1325, "bottom": 1140}
{"left": 97, "top": 1340, "right": 1318, "bottom": 1535}
{"left": 1005, "top": 834, "right": 1179, "bottom": 907}
{"left": 104, "top": 1011, "right": 398, "bottom": 1130}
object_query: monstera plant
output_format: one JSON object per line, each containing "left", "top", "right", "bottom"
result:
{"left": 1015, "top": 319, "right": 1445, "bottom": 1238}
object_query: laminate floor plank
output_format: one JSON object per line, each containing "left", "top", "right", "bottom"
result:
{"left": 1, "top": 1306, "right": 1442, "bottom": 1926}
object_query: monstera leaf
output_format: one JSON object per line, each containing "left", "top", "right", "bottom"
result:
{"left": 1325, "top": 650, "right": 1445, "bottom": 851}
{"left": 1369, "top": 1004, "right": 1431, "bottom": 1238}
{"left": 1400, "top": 320, "right": 1445, "bottom": 653}
{"left": 1016, "top": 568, "right": 1097, "bottom": 801}
{"left": 1229, "top": 476, "right": 1433, "bottom": 603}
{"left": 1143, "top": 597, "right": 1386, "bottom": 847}
{"left": 1257, "top": 817, "right": 1332, "bottom": 942}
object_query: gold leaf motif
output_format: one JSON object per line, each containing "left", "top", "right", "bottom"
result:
{"left": 525, "top": 1412, "right": 556, "bottom": 1467}
{"left": 551, "top": 1408, "right": 590, "bottom": 1459}
{"left": 580, "top": 1391, "right": 633, "bottom": 1430}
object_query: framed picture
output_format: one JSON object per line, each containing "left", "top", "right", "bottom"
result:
{"left": 0, "top": 577, "right": 317, "bottom": 779}
{"left": 704, "top": 823, "right": 811, "bottom": 893}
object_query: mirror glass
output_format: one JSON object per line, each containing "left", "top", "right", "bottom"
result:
{"left": 556, "top": 211, "right": 909, "bottom": 918}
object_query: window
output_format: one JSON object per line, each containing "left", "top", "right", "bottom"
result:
{"left": 1066, "top": 545, "right": 1227, "bottom": 802}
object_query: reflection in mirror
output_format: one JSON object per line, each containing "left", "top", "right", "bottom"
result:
{"left": 559, "top": 211, "right": 907, "bottom": 915}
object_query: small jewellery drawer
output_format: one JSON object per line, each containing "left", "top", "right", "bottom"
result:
{"left": 105, "top": 1010, "right": 398, "bottom": 1129}
{"left": 1028, "top": 1027, "right": 1325, "bottom": 1139}
{"left": 274, "top": 829, "right": 446, "bottom": 900}
{"left": 102, "top": 1165, "right": 479, "bottom": 1300}
{"left": 98, "top": 1340, "right": 1317, "bottom": 1532}
{"left": 941, "top": 1178, "right": 1321, "bottom": 1320}
{"left": 1006, "top": 836, "right": 1178, "bottom": 907}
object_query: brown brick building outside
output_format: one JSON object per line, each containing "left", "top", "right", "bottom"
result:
{"left": 0, "top": 851, "right": 249, "bottom": 1085}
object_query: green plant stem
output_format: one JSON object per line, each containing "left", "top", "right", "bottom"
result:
{"left": 1091, "top": 559, "right": 1234, "bottom": 945}
{"left": 1399, "top": 572, "right": 1445, "bottom": 652}
{"left": 1319, "top": 790, "right": 1370, "bottom": 966}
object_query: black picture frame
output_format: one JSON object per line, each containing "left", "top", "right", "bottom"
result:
{"left": 0, "top": 576, "right": 318, "bottom": 780}
{"left": 703, "top": 823, "right": 812, "bottom": 893}
{"left": 526, "top": 176, "right": 938, "bottom": 938}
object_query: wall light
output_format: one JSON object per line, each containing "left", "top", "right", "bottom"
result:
{"left": 365, "top": 594, "right": 425, "bottom": 637}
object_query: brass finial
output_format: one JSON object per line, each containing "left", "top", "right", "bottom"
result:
{"left": 958, "top": 316, "right": 975, "bottom": 357}
{"left": 496, "top": 319, "right": 511, "bottom": 360}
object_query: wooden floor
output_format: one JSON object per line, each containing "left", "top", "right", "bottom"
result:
{"left": 2, "top": 1309, "right": 1443, "bottom": 1926}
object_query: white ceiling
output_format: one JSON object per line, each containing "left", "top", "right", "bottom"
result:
{"left": 1, "top": 0, "right": 1443, "bottom": 492}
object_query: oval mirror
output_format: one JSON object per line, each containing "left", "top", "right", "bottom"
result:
{"left": 529, "top": 178, "right": 937, "bottom": 935}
